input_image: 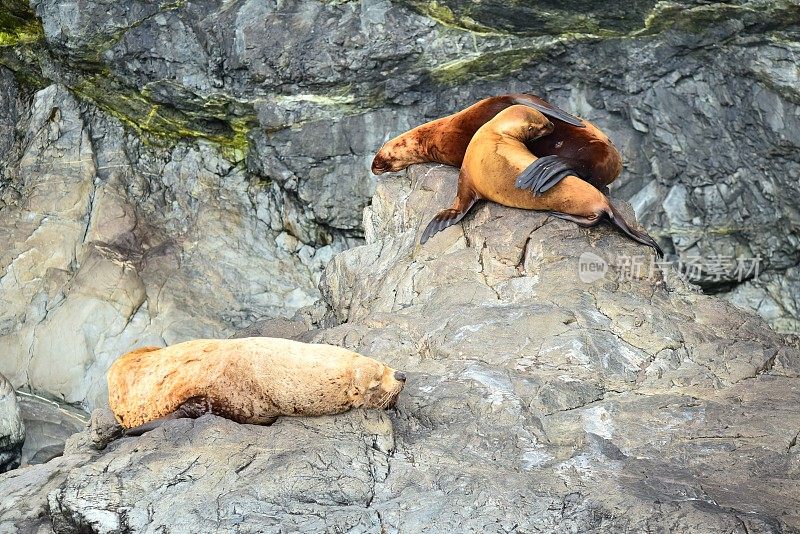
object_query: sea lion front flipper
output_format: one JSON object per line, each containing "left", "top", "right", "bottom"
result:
{"left": 124, "top": 396, "right": 212, "bottom": 437}
{"left": 420, "top": 169, "right": 479, "bottom": 244}
{"left": 511, "top": 94, "right": 585, "bottom": 128}
{"left": 516, "top": 155, "right": 586, "bottom": 195}
{"left": 420, "top": 203, "right": 477, "bottom": 244}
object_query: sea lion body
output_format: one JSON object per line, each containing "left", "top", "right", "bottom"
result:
{"left": 371, "top": 93, "right": 587, "bottom": 174}
{"left": 107, "top": 338, "right": 406, "bottom": 429}
{"left": 420, "top": 105, "right": 663, "bottom": 256}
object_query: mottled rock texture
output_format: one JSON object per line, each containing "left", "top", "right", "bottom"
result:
{"left": 1, "top": 165, "right": 798, "bottom": 532}
{"left": 0, "top": 0, "right": 798, "bottom": 409}
{"left": 0, "top": 372, "right": 25, "bottom": 473}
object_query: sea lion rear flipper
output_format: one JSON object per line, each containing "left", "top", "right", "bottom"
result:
{"left": 124, "top": 413, "right": 183, "bottom": 437}
{"left": 124, "top": 396, "right": 212, "bottom": 437}
{"left": 605, "top": 202, "right": 664, "bottom": 257}
{"left": 546, "top": 211, "right": 601, "bottom": 228}
{"left": 515, "top": 155, "right": 585, "bottom": 195}
{"left": 512, "top": 95, "right": 585, "bottom": 127}
{"left": 547, "top": 205, "right": 664, "bottom": 257}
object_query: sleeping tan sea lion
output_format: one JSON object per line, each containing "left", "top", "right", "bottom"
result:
{"left": 107, "top": 337, "right": 407, "bottom": 432}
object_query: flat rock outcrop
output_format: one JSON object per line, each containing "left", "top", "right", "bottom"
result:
{"left": 2, "top": 164, "right": 798, "bottom": 533}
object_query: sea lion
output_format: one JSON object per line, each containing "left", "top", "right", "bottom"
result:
{"left": 107, "top": 338, "right": 407, "bottom": 433}
{"left": 372, "top": 94, "right": 623, "bottom": 193}
{"left": 420, "top": 105, "right": 663, "bottom": 257}
{"left": 371, "top": 93, "right": 585, "bottom": 175}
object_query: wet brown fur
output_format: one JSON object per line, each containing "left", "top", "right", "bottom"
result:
{"left": 422, "top": 105, "right": 662, "bottom": 255}
{"left": 107, "top": 337, "right": 406, "bottom": 429}
{"left": 371, "top": 93, "right": 622, "bottom": 189}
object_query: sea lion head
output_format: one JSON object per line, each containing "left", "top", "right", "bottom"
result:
{"left": 347, "top": 359, "right": 407, "bottom": 409}
{"left": 495, "top": 105, "right": 554, "bottom": 142}
{"left": 371, "top": 133, "right": 425, "bottom": 175}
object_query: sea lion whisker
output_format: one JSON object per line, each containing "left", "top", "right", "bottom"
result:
{"left": 376, "top": 387, "right": 393, "bottom": 408}
{"left": 381, "top": 384, "right": 402, "bottom": 409}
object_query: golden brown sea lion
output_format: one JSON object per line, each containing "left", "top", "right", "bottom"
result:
{"left": 420, "top": 105, "right": 663, "bottom": 257}
{"left": 107, "top": 338, "right": 407, "bottom": 432}
{"left": 371, "top": 93, "right": 585, "bottom": 174}
{"left": 371, "top": 93, "right": 623, "bottom": 193}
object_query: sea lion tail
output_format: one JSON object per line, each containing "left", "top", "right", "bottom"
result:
{"left": 604, "top": 203, "right": 664, "bottom": 258}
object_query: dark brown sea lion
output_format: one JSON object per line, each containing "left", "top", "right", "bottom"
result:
{"left": 107, "top": 338, "right": 406, "bottom": 433}
{"left": 420, "top": 105, "right": 663, "bottom": 257}
{"left": 371, "top": 93, "right": 585, "bottom": 173}
{"left": 371, "top": 94, "right": 623, "bottom": 192}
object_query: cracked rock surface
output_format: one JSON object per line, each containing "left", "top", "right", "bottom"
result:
{"left": 2, "top": 164, "right": 798, "bottom": 532}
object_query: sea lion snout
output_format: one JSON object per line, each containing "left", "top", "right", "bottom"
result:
{"left": 371, "top": 153, "right": 390, "bottom": 174}
{"left": 357, "top": 365, "right": 407, "bottom": 409}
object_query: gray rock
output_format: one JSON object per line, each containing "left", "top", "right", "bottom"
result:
{"left": 3, "top": 0, "right": 798, "bottom": 332}
{"left": 0, "top": 373, "right": 25, "bottom": 473}
{"left": 1, "top": 164, "right": 798, "bottom": 532}
{"left": 49, "top": 412, "right": 395, "bottom": 533}
{"left": 0, "top": 451, "right": 91, "bottom": 534}
{"left": 0, "top": 83, "right": 343, "bottom": 410}
{"left": 17, "top": 393, "right": 88, "bottom": 466}
{"left": 308, "top": 165, "right": 800, "bottom": 530}
{"left": 88, "top": 408, "right": 122, "bottom": 451}
{"left": 229, "top": 317, "right": 310, "bottom": 341}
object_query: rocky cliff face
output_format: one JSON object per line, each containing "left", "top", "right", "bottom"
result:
{"left": 1, "top": 0, "right": 799, "bottom": 406}
{"left": 1, "top": 164, "right": 798, "bottom": 532}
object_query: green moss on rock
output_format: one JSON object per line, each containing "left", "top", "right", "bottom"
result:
{"left": 431, "top": 47, "right": 551, "bottom": 85}
{"left": 639, "top": 0, "right": 800, "bottom": 36}
{"left": 0, "top": 0, "right": 44, "bottom": 47}
{"left": 72, "top": 74, "right": 257, "bottom": 161}
{"left": 399, "top": 0, "right": 656, "bottom": 36}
